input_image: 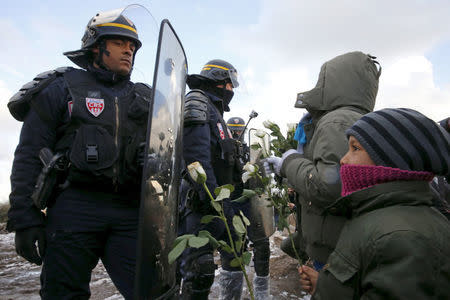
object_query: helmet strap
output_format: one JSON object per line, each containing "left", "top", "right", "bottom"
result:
{"left": 94, "top": 39, "right": 110, "bottom": 71}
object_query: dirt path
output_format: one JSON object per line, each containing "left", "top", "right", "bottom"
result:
{"left": 0, "top": 224, "right": 309, "bottom": 299}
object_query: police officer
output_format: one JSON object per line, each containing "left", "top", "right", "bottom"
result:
{"left": 178, "top": 59, "right": 243, "bottom": 299}
{"left": 6, "top": 8, "right": 151, "bottom": 299}
{"left": 226, "top": 116, "right": 272, "bottom": 300}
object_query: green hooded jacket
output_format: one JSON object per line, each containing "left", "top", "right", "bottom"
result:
{"left": 313, "top": 181, "right": 450, "bottom": 299}
{"left": 281, "top": 51, "right": 381, "bottom": 263}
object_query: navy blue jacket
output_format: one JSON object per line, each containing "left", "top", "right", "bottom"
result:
{"left": 182, "top": 92, "right": 231, "bottom": 204}
{"left": 7, "top": 66, "right": 133, "bottom": 232}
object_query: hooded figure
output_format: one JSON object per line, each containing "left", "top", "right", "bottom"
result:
{"left": 267, "top": 51, "right": 381, "bottom": 268}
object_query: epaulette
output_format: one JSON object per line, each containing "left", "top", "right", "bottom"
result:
{"left": 8, "top": 66, "right": 74, "bottom": 121}
{"left": 184, "top": 89, "right": 209, "bottom": 126}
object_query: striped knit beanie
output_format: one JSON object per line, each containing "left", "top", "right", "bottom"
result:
{"left": 346, "top": 108, "right": 450, "bottom": 176}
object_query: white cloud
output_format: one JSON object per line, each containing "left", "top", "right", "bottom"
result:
{"left": 0, "top": 80, "right": 20, "bottom": 204}
{"left": 224, "top": 0, "right": 450, "bottom": 68}
{"left": 377, "top": 56, "right": 450, "bottom": 121}
{"left": 222, "top": 0, "right": 450, "bottom": 134}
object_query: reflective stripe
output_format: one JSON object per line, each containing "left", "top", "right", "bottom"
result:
{"left": 227, "top": 124, "right": 245, "bottom": 127}
{"left": 203, "top": 64, "right": 230, "bottom": 71}
{"left": 96, "top": 22, "right": 137, "bottom": 34}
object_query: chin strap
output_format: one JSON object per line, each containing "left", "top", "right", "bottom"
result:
{"left": 94, "top": 39, "right": 110, "bottom": 71}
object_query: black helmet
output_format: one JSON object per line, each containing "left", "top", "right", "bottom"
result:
{"left": 227, "top": 117, "right": 246, "bottom": 131}
{"left": 63, "top": 8, "right": 142, "bottom": 69}
{"left": 200, "top": 59, "right": 239, "bottom": 88}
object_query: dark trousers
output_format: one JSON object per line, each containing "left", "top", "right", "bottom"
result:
{"left": 40, "top": 187, "right": 139, "bottom": 300}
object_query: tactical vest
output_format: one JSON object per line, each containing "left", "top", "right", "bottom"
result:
{"left": 55, "top": 69, "right": 151, "bottom": 190}
{"left": 208, "top": 101, "right": 240, "bottom": 187}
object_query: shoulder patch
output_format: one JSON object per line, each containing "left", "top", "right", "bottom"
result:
{"left": 184, "top": 89, "right": 209, "bottom": 126}
{"left": 8, "top": 67, "right": 74, "bottom": 121}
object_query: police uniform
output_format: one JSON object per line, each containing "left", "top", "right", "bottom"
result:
{"left": 7, "top": 9, "right": 150, "bottom": 299}
{"left": 178, "top": 88, "right": 242, "bottom": 298}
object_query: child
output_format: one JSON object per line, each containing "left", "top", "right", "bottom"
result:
{"left": 299, "top": 108, "right": 450, "bottom": 299}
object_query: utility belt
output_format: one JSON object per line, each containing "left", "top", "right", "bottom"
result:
{"left": 32, "top": 147, "right": 140, "bottom": 210}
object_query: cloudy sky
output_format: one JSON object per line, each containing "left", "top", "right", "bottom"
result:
{"left": 1, "top": 0, "right": 449, "bottom": 203}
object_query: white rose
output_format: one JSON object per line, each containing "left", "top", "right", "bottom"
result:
{"left": 187, "top": 161, "right": 207, "bottom": 184}
{"left": 242, "top": 172, "right": 251, "bottom": 183}
{"left": 243, "top": 162, "right": 256, "bottom": 173}
{"left": 255, "top": 129, "right": 267, "bottom": 138}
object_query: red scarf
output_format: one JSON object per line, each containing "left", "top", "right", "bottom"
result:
{"left": 340, "top": 165, "right": 434, "bottom": 197}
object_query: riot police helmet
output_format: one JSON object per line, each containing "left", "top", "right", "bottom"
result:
{"left": 227, "top": 117, "right": 246, "bottom": 139}
{"left": 64, "top": 8, "right": 142, "bottom": 69}
{"left": 227, "top": 117, "right": 246, "bottom": 131}
{"left": 200, "top": 59, "right": 239, "bottom": 88}
{"left": 187, "top": 59, "right": 239, "bottom": 89}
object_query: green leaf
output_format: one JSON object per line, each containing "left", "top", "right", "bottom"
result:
{"left": 173, "top": 234, "right": 195, "bottom": 246}
{"left": 250, "top": 143, "right": 262, "bottom": 150}
{"left": 231, "top": 189, "right": 256, "bottom": 203}
{"left": 188, "top": 236, "right": 209, "bottom": 248}
{"left": 277, "top": 217, "right": 288, "bottom": 230}
{"left": 218, "top": 240, "right": 232, "bottom": 253}
{"left": 254, "top": 188, "right": 264, "bottom": 195}
{"left": 198, "top": 231, "right": 219, "bottom": 249}
{"left": 197, "top": 230, "right": 212, "bottom": 238}
{"left": 211, "top": 201, "right": 222, "bottom": 213}
{"left": 200, "top": 215, "right": 217, "bottom": 224}
{"left": 230, "top": 257, "right": 241, "bottom": 267}
{"left": 235, "top": 239, "right": 242, "bottom": 252}
{"left": 240, "top": 210, "right": 251, "bottom": 226}
{"left": 233, "top": 215, "right": 246, "bottom": 234}
{"left": 242, "top": 251, "right": 252, "bottom": 265}
{"left": 168, "top": 238, "right": 187, "bottom": 264}
{"left": 214, "top": 184, "right": 235, "bottom": 197}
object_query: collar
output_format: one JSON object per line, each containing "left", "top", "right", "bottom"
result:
{"left": 205, "top": 91, "right": 225, "bottom": 114}
{"left": 327, "top": 180, "right": 434, "bottom": 218}
{"left": 87, "top": 64, "right": 130, "bottom": 85}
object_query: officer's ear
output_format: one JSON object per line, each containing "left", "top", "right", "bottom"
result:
{"left": 91, "top": 46, "right": 100, "bottom": 56}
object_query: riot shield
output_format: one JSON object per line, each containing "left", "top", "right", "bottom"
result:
{"left": 135, "top": 20, "right": 187, "bottom": 299}
{"left": 247, "top": 128, "right": 275, "bottom": 240}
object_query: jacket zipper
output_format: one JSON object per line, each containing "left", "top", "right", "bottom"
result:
{"left": 113, "top": 96, "right": 119, "bottom": 190}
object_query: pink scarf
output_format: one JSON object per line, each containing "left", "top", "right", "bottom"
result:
{"left": 340, "top": 165, "right": 434, "bottom": 197}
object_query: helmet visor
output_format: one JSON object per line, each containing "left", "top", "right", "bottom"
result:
{"left": 120, "top": 4, "right": 158, "bottom": 84}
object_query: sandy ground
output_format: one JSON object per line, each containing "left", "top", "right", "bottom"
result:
{"left": 0, "top": 223, "right": 309, "bottom": 299}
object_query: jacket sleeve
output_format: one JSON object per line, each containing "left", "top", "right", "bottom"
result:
{"left": 183, "top": 110, "right": 219, "bottom": 204}
{"left": 281, "top": 121, "right": 349, "bottom": 210}
{"left": 360, "top": 231, "right": 438, "bottom": 300}
{"left": 7, "top": 78, "right": 68, "bottom": 232}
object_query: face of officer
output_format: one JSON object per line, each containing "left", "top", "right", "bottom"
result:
{"left": 92, "top": 38, "right": 136, "bottom": 76}
{"left": 218, "top": 82, "right": 234, "bottom": 91}
{"left": 230, "top": 130, "right": 241, "bottom": 140}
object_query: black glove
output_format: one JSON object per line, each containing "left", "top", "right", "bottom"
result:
{"left": 15, "top": 226, "right": 46, "bottom": 265}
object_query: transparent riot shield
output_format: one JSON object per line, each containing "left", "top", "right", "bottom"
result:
{"left": 247, "top": 128, "right": 275, "bottom": 240}
{"left": 135, "top": 20, "right": 187, "bottom": 299}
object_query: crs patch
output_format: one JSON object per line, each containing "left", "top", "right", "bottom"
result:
{"left": 217, "top": 123, "right": 225, "bottom": 140}
{"left": 85, "top": 98, "right": 104, "bottom": 117}
{"left": 217, "top": 123, "right": 233, "bottom": 140}
{"left": 67, "top": 100, "right": 73, "bottom": 117}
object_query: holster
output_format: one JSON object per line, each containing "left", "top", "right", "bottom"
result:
{"left": 31, "top": 148, "right": 68, "bottom": 210}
